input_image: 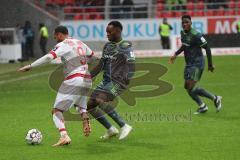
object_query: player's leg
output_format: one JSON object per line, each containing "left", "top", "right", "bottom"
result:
{"left": 97, "top": 84, "right": 132, "bottom": 140}
{"left": 87, "top": 93, "right": 119, "bottom": 139}
{"left": 74, "top": 96, "right": 91, "bottom": 137}
{"left": 52, "top": 99, "right": 72, "bottom": 147}
{"left": 184, "top": 66, "right": 208, "bottom": 114}
{"left": 52, "top": 79, "right": 83, "bottom": 146}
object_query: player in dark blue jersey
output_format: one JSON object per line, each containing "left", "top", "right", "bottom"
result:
{"left": 88, "top": 21, "right": 135, "bottom": 139}
{"left": 169, "top": 15, "right": 222, "bottom": 114}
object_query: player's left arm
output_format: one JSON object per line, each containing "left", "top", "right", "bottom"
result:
{"left": 198, "top": 34, "right": 214, "bottom": 72}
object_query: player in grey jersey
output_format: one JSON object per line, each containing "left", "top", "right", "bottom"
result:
{"left": 88, "top": 21, "right": 135, "bottom": 140}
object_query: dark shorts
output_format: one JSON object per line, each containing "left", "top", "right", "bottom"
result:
{"left": 90, "top": 81, "right": 125, "bottom": 102}
{"left": 184, "top": 66, "right": 203, "bottom": 81}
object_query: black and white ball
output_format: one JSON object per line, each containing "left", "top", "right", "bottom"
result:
{"left": 25, "top": 129, "right": 43, "bottom": 145}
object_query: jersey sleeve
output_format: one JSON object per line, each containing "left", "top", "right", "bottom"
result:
{"left": 196, "top": 33, "right": 208, "bottom": 48}
{"left": 120, "top": 41, "right": 135, "bottom": 61}
{"left": 50, "top": 42, "right": 71, "bottom": 59}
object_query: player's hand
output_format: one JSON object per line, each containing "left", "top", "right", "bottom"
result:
{"left": 81, "top": 112, "right": 91, "bottom": 137}
{"left": 208, "top": 65, "right": 215, "bottom": 72}
{"left": 18, "top": 65, "right": 32, "bottom": 72}
{"left": 169, "top": 55, "right": 176, "bottom": 64}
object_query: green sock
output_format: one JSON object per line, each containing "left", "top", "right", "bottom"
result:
{"left": 100, "top": 105, "right": 125, "bottom": 128}
{"left": 193, "top": 86, "right": 215, "bottom": 101}
{"left": 187, "top": 89, "right": 204, "bottom": 106}
{"left": 89, "top": 108, "right": 112, "bottom": 129}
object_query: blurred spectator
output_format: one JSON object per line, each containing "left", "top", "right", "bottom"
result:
{"left": 237, "top": 20, "right": 240, "bottom": 34}
{"left": 110, "top": 0, "right": 121, "bottom": 19}
{"left": 16, "top": 24, "right": 26, "bottom": 57}
{"left": 122, "top": 0, "right": 134, "bottom": 19}
{"left": 23, "top": 21, "right": 34, "bottom": 59}
{"left": 159, "top": 18, "right": 173, "bottom": 49}
{"left": 39, "top": 23, "right": 49, "bottom": 56}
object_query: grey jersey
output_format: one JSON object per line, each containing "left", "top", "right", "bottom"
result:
{"left": 101, "top": 40, "right": 135, "bottom": 87}
{"left": 181, "top": 28, "right": 207, "bottom": 69}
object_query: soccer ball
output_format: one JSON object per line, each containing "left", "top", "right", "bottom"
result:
{"left": 25, "top": 129, "right": 43, "bottom": 145}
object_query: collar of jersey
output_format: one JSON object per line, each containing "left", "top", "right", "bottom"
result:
{"left": 183, "top": 28, "right": 193, "bottom": 34}
{"left": 111, "top": 39, "right": 124, "bottom": 44}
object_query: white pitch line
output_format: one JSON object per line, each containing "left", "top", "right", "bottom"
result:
{"left": 0, "top": 71, "right": 51, "bottom": 85}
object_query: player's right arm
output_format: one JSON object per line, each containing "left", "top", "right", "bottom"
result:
{"left": 18, "top": 42, "right": 70, "bottom": 72}
{"left": 89, "top": 43, "right": 108, "bottom": 78}
{"left": 18, "top": 54, "right": 55, "bottom": 72}
{"left": 169, "top": 31, "right": 185, "bottom": 64}
{"left": 169, "top": 45, "right": 185, "bottom": 64}
{"left": 90, "top": 58, "right": 104, "bottom": 78}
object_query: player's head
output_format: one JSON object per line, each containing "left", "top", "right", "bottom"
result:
{"left": 181, "top": 15, "right": 192, "bottom": 32}
{"left": 54, "top": 25, "right": 68, "bottom": 42}
{"left": 106, "top": 21, "right": 123, "bottom": 42}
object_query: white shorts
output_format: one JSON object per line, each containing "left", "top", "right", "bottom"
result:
{"left": 53, "top": 76, "right": 92, "bottom": 112}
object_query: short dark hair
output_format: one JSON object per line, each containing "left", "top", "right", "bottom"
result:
{"left": 181, "top": 15, "right": 191, "bottom": 21}
{"left": 108, "top": 21, "right": 123, "bottom": 31}
{"left": 55, "top": 25, "right": 68, "bottom": 34}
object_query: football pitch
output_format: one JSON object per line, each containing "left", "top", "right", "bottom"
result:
{"left": 0, "top": 56, "right": 239, "bottom": 160}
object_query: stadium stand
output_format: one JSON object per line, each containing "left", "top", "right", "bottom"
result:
{"left": 31, "top": 0, "right": 240, "bottom": 20}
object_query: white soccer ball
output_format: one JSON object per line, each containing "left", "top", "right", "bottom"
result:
{"left": 25, "top": 129, "right": 43, "bottom": 145}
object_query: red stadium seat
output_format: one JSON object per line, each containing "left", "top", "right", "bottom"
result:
{"left": 196, "top": 1, "right": 204, "bottom": 10}
{"left": 174, "top": 11, "right": 182, "bottom": 17}
{"left": 95, "top": 14, "right": 104, "bottom": 20}
{"left": 64, "top": 6, "right": 73, "bottom": 13}
{"left": 206, "top": 10, "right": 214, "bottom": 16}
{"left": 155, "top": 12, "right": 163, "bottom": 18}
{"left": 162, "top": 11, "right": 173, "bottom": 18}
{"left": 55, "top": 0, "right": 65, "bottom": 6}
{"left": 74, "top": 14, "right": 83, "bottom": 20}
{"left": 65, "top": 0, "right": 75, "bottom": 6}
{"left": 216, "top": 7, "right": 224, "bottom": 16}
{"left": 157, "top": 3, "right": 164, "bottom": 11}
{"left": 186, "top": 1, "right": 194, "bottom": 10}
{"left": 225, "top": 10, "right": 235, "bottom": 16}
{"left": 237, "top": 1, "right": 240, "bottom": 9}
{"left": 46, "top": 0, "right": 54, "bottom": 6}
{"left": 186, "top": 10, "right": 194, "bottom": 16}
{"left": 194, "top": 11, "right": 204, "bottom": 17}
{"left": 228, "top": 0, "right": 235, "bottom": 9}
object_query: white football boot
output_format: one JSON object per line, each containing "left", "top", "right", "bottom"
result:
{"left": 100, "top": 126, "right": 119, "bottom": 140}
{"left": 119, "top": 124, "right": 132, "bottom": 140}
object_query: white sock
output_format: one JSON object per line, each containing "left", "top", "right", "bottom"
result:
{"left": 53, "top": 112, "right": 67, "bottom": 137}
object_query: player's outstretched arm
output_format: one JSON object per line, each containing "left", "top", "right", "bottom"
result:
{"left": 18, "top": 54, "right": 55, "bottom": 72}
{"left": 169, "top": 45, "right": 185, "bottom": 64}
{"left": 202, "top": 44, "right": 214, "bottom": 72}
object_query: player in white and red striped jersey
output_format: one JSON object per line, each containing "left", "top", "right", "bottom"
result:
{"left": 19, "top": 26, "right": 93, "bottom": 146}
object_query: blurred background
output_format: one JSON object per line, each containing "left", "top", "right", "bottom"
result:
{"left": 0, "top": 0, "right": 240, "bottom": 62}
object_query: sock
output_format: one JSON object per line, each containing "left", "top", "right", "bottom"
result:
{"left": 193, "top": 86, "right": 216, "bottom": 101}
{"left": 101, "top": 105, "right": 125, "bottom": 128}
{"left": 187, "top": 89, "right": 204, "bottom": 106}
{"left": 89, "top": 107, "right": 112, "bottom": 129}
{"left": 53, "top": 112, "right": 67, "bottom": 137}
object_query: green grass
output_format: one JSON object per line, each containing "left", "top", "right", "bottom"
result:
{"left": 0, "top": 56, "right": 240, "bottom": 160}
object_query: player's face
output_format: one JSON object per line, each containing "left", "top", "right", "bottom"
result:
{"left": 182, "top": 18, "right": 192, "bottom": 32}
{"left": 106, "top": 25, "right": 120, "bottom": 42}
{"left": 54, "top": 32, "right": 64, "bottom": 42}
